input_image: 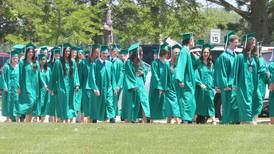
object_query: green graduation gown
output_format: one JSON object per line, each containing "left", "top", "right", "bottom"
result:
{"left": 18, "top": 60, "right": 40, "bottom": 116}
{"left": 80, "top": 59, "right": 95, "bottom": 117}
{"left": 1, "top": 63, "right": 19, "bottom": 118}
{"left": 268, "top": 61, "right": 274, "bottom": 117}
{"left": 215, "top": 50, "right": 238, "bottom": 123}
{"left": 47, "top": 62, "right": 57, "bottom": 116}
{"left": 49, "top": 59, "right": 79, "bottom": 120}
{"left": 231, "top": 53, "right": 258, "bottom": 122}
{"left": 122, "top": 60, "right": 150, "bottom": 121}
{"left": 110, "top": 57, "right": 124, "bottom": 116}
{"left": 174, "top": 46, "right": 196, "bottom": 122}
{"left": 90, "top": 59, "right": 115, "bottom": 121}
{"left": 39, "top": 67, "right": 51, "bottom": 116}
{"left": 195, "top": 63, "right": 215, "bottom": 117}
{"left": 165, "top": 61, "right": 180, "bottom": 118}
{"left": 149, "top": 59, "right": 168, "bottom": 119}
{"left": 253, "top": 57, "right": 267, "bottom": 116}
{"left": 74, "top": 59, "right": 83, "bottom": 113}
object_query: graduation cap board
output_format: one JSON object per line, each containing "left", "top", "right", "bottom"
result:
{"left": 182, "top": 33, "right": 194, "bottom": 41}
{"left": 128, "top": 42, "right": 140, "bottom": 54}
{"left": 25, "top": 42, "right": 36, "bottom": 50}
{"left": 224, "top": 31, "right": 236, "bottom": 49}
{"left": 111, "top": 44, "right": 121, "bottom": 51}
{"left": 120, "top": 49, "right": 128, "bottom": 55}
{"left": 152, "top": 48, "right": 158, "bottom": 54}
{"left": 12, "top": 44, "right": 25, "bottom": 54}
{"left": 38, "top": 54, "right": 47, "bottom": 60}
{"left": 196, "top": 40, "right": 205, "bottom": 46}
{"left": 202, "top": 44, "right": 213, "bottom": 51}
{"left": 100, "top": 45, "right": 109, "bottom": 53}
{"left": 10, "top": 50, "right": 18, "bottom": 57}
{"left": 242, "top": 32, "right": 256, "bottom": 48}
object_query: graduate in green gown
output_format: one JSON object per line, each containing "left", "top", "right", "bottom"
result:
{"left": 80, "top": 44, "right": 100, "bottom": 123}
{"left": 75, "top": 48, "right": 85, "bottom": 122}
{"left": 18, "top": 43, "right": 40, "bottom": 122}
{"left": 38, "top": 54, "right": 51, "bottom": 122}
{"left": 119, "top": 49, "right": 129, "bottom": 63}
{"left": 110, "top": 44, "right": 124, "bottom": 117}
{"left": 70, "top": 47, "right": 83, "bottom": 122}
{"left": 231, "top": 35, "right": 258, "bottom": 124}
{"left": 1, "top": 50, "right": 20, "bottom": 122}
{"left": 91, "top": 45, "right": 116, "bottom": 123}
{"left": 122, "top": 42, "right": 150, "bottom": 123}
{"left": 119, "top": 49, "right": 128, "bottom": 121}
{"left": 174, "top": 33, "right": 196, "bottom": 124}
{"left": 149, "top": 43, "right": 169, "bottom": 120}
{"left": 215, "top": 32, "right": 239, "bottom": 124}
{"left": 268, "top": 50, "right": 274, "bottom": 124}
{"left": 49, "top": 44, "right": 80, "bottom": 122}
{"left": 47, "top": 47, "right": 61, "bottom": 122}
{"left": 195, "top": 44, "right": 216, "bottom": 124}
{"left": 253, "top": 45, "right": 269, "bottom": 122}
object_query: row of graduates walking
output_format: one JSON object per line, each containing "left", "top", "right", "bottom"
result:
{"left": 149, "top": 32, "right": 272, "bottom": 125}
{"left": 0, "top": 31, "right": 273, "bottom": 124}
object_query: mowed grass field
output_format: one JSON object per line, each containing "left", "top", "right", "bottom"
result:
{"left": 0, "top": 124, "right": 274, "bottom": 154}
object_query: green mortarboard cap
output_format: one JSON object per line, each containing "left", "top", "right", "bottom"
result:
{"left": 224, "top": 31, "right": 236, "bottom": 44}
{"left": 120, "top": 49, "right": 128, "bottom": 54}
{"left": 242, "top": 32, "right": 256, "bottom": 48}
{"left": 100, "top": 45, "right": 109, "bottom": 53}
{"left": 182, "top": 33, "right": 193, "bottom": 41}
{"left": 128, "top": 42, "right": 140, "bottom": 53}
{"left": 12, "top": 44, "right": 25, "bottom": 54}
{"left": 38, "top": 54, "right": 47, "bottom": 60}
{"left": 40, "top": 46, "right": 48, "bottom": 51}
{"left": 202, "top": 44, "right": 213, "bottom": 51}
{"left": 25, "top": 42, "right": 36, "bottom": 50}
{"left": 172, "top": 44, "right": 182, "bottom": 50}
{"left": 160, "top": 42, "right": 170, "bottom": 51}
{"left": 63, "top": 43, "right": 72, "bottom": 49}
{"left": 241, "top": 32, "right": 256, "bottom": 42}
{"left": 71, "top": 46, "right": 78, "bottom": 51}
{"left": 92, "top": 44, "right": 101, "bottom": 49}
{"left": 10, "top": 50, "right": 18, "bottom": 57}
{"left": 152, "top": 48, "right": 159, "bottom": 54}
{"left": 54, "top": 48, "right": 61, "bottom": 54}
{"left": 111, "top": 44, "right": 121, "bottom": 51}
{"left": 77, "top": 47, "right": 84, "bottom": 53}
{"left": 196, "top": 40, "right": 205, "bottom": 46}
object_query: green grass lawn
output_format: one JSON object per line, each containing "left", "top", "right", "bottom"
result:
{"left": 0, "top": 124, "right": 274, "bottom": 154}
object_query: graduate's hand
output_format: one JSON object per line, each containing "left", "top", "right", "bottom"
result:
{"left": 269, "top": 84, "right": 274, "bottom": 91}
{"left": 94, "top": 90, "right": 100, "bottom": 96}
{"left": 224, "top": 87, "right": 231, "bottom": 91}
{"left": 17, "top": 88, "right": 21, "bottom": 95}
{"left": 114, "top": 90, "right": 117, "bottom": 96}
{"left": 215, "top": 87, "right": 221, "bottom": 93}
{"left": 179, "top": 82, "right": 184, "bottom": 88}
{"left": 75, "top": 86, "right": 79, "bottom": 92}
{"left": 159, "top": 90, "right": 164, "bottom": 96}
{"left": 200, "top": 84, "right": 207, "bottom": 89}
{"left": 267, "top": 72, "right": 270, "bottom": 78}
{"left": 3, "top": 88, "right": 8, "bottom": 92}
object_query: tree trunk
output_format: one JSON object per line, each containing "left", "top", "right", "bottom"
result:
{"left": 249, "top": 0, "right": 272, "bottom": 44}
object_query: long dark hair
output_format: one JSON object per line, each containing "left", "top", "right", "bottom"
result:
{"left": 200, "top": 48, "right": 213, "bottom": 68}
{"left": 61, "top": 48, "right": 73, "bottom": 77}
{"left": 24, "top": 48, "right": 37, "bottom": 71}
{"left": 40, "top": 59, "right": 48, "bottom": 71}
{"left": 243, "top": 37, "right": 257, "bottom": 56}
